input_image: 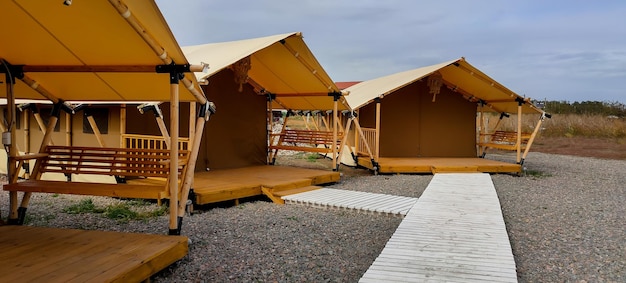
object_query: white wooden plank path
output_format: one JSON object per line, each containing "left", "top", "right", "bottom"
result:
{"left": 360, "top": 173, "right": 517, "bottom": 283}
{"left": 282, "top": 188, "right": 418, "bottom": 216}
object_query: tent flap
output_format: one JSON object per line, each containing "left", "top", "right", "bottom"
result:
{"left": 0, "top": 0, "right": 203, "bottom": 102}
{"left": 182, "top": 32, "right": 346, "bottom": 111}
{"left": 345, "top": 58, "right": 543, "bottom": 114}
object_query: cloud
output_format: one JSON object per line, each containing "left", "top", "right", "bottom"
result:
{"left": 156, "top": 0, "right": 626, "bottom": 102}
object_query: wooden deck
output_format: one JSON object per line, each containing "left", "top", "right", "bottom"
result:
{"left": 192, "top": 165, "right": 340, "bottom": 205}
{"left": 0, "top": 226, "right": 188, "bottom": 283}
{"left": 360, "top": 173, "right": 517, "bottom": 282}
{"left": 357, "top": 157, "right": 521, "bottom": 174}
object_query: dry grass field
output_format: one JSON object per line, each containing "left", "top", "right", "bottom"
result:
{"left": 491, "top": 113, "right": 626, "bottom": 160}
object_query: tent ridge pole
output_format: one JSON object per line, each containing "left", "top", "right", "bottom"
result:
{"left": 108, "top": 0, "right": 207, "bottom": 104}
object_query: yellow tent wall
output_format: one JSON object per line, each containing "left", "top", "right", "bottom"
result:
{"left": 198, "top": 69, "right": 267, "bottom": 170}
{"left": 356, "top": 79, "right": 476, "bottom": 158}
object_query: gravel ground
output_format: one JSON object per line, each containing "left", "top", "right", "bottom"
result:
{"left": 1, "top": 151, "right": 624, "bottom": 282}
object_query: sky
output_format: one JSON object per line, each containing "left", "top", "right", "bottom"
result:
{"left": 155, "top": 0, "right": 626, "bottom": 103}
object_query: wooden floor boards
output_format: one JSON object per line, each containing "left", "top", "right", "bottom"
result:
{"left": 358, "top": 157, "right": 522, "bottom": 174}
{"left": 0, "top": 226, "right": 188, "bottom": 283}
{"left": 192, "top": 165, "right": 340, "bottom": 205}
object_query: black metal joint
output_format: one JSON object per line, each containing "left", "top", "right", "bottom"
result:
{"left": 499, "top": 112, "right": 510, "bottom": 119}
{"left": 266, "top": 92, "right": 276, "bottom": 101}
{"left": 51, "top": 100, "right": 64, "bottom": 118}
{"left": 83, "top": 108, "right": 93, "bottom": 118}
{"left": 177, "top": 216, "right": 183, "bottom": 234}
{"left": 17, "top": 207, "right": 27, "bottom": 225}
{"left": 168, "top": 229, "right": 180, "bottom": 236}
{"left": 188, "top": 189, "right": 196, "bottom": 204}
{"left": 155, "top": 63, "right": 192, "bottom": 74}
{"left": 0, "top": 61, "right": 24, "bottom": 82}
{"left": 328, "top": 91, "right": 342, "bottom": 101}
{"left": 515, "top": 97, "right": 526, "bottom": 106}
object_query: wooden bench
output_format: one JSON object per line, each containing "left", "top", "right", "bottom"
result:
{"left": 3, "top": 146, "right": 189, "bottom": 201}
{"left": 478, "top": 130, "right": 531, "bottom": 151}
{"left": 269, "top": 129, "right": 343, "bottom": 154}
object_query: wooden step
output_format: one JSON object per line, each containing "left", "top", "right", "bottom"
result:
{"left": 273, "top": 186, "right": 322, "bottom": 197}
{"left": 262, "top": 186, "right": 322, "bottom": 204}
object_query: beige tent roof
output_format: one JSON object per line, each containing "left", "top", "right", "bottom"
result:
{"left": 182, "top": 32, "right": 348, "bottom": 111}
{"left": 0, "top": 0, "right": 204, "bottom": 102}
{"left": 345, "top": 58, "right": 543, "bottom": 114}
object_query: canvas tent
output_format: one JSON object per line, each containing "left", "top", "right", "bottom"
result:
{"left": 0, "top": 0, "right": 209, "bottom": 235}
{"left": 182, "top": 32, "right": 349, "bottom": 171}
{"left": 343, "top": 57, "right": 549, "bottom": 174}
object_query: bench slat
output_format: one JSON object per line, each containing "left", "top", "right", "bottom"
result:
{"left": 479, "top": 130, "right": 530, "bottom": 151}
{"left": 270, "top": 129, "right": 343, "bottom": 154}
{"left": 3, "top": 145, "right": 189, "bottom": 200}
{"left": 3, "top": 180, "right": 167, "bottom": 199}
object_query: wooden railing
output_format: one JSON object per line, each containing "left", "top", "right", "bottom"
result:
{"left": 121, "top": 134, "right": 190, "bottom": 151}
{"left": 357, "top": 127, "right": 377, "bottom": 157}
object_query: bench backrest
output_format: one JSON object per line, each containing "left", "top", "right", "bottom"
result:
{"left": 280, "top": 129, "right": 343, "bottom": 146}
{"left": 39, "top": 146, "right": 189, "bottom": 178}
{"left": 490, "top": 131, "right": 530, "bottom": 144}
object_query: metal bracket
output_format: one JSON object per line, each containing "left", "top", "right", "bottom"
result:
{"left": 198, "top": 101, "right": 216, "bottom": 121}
{"left": 328, "top": 91, "right": 342, "bottom": 101}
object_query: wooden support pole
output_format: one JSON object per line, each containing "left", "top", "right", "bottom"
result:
{"left": 516, "top": 103, "right": 523, "bottom": 163}
{"left": 480, "top": 112, "right": 507, "bottom": 157}
{"left": 107, "top": 0, "right": 208, "bottom": 104}
{"left": 156, "top": 116, "right": 171, "bottom": 149}
{"left": 5, "top": 74, "right": 19, "bottom": 223}
{"left": 33, "top": 113, "right": 53, "bottom": 146}
{"left": 189, "top": 102, "right": 196, "bottom": 148}
{"left": 187, "top": 102, "right": 196, "bottom": 190}
{"left": 19, "top": 75, "right": 60, "bottom": 103}
{"left": 168, "top": 81, "right": 180, "bottom": 235}
{"left": 266, "top": 96, "right": 272, "bottom": 163}
{"left": 24, "top": 110, "right": 30, "bottom": 152}
{"left": 375, "top": 98, "right": 381, "bottom": 162}
{"left": 354, "top": 110, "right": 359, "bottom": 155}
{"left": 521, "top": 114, "right": 546, "bottom": 162}
{"left": 332, "top": 98, "right": 338, "bottom": 171}
{"left": 65, "top": 112, "right": 72, "bottom": 146}
{"left": 353, "top": 118, "right": 377, "bottom": 165}
{"left": 478, "top": 103, "right": 485, "bottom": 156}
{"left": 269, "top": 114, "right": 290, "bottom": 164}
{"left": 337, "top": 117, "right": 352, "bottom": 169}
{"left": 17, "top": 114, "right": 59, "bottom": 221}
{"left": 311, "top": 112, "right": 321, "bottom": 131}
{"left": 177, "top": 115, "right": 206, "bottom": 217}
{"left": 86, "top": 115, "right": 106, "bottom": 148}
{"left": 120, "top": 104, "right": 126, "bottom": 148}
{"left": 318, "top": 113, "right": 326, "bottom": 130}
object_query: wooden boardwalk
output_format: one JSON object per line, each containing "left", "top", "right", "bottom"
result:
{"left": 0, "top": 226, "right": 188, "bottom": 283}
{"left": 360, "top": 173, "right": 517, "bottom": 282}
{"left": 282, "top": 188, "right": 418, "bottom": 216}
